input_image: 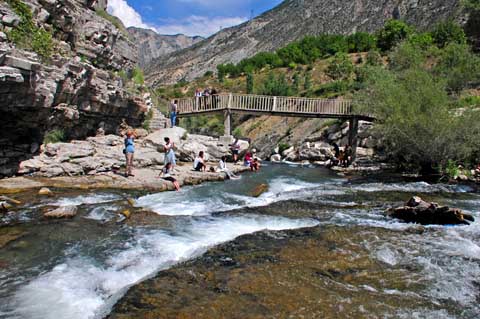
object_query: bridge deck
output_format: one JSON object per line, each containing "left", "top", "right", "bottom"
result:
{"left": 176, "top": 94, "right": 372, "bottom": 120}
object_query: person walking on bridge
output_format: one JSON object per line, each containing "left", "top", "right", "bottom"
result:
{"left": 169, "top": 100, "right": 178, "bottom": 128}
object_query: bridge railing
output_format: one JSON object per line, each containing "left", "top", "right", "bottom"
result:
{"left": 176, "top": 94, "right": 353, "bottom": 115}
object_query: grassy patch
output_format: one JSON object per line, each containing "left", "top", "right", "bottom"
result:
{"left": 43, "top": 129, "right": 65, "bottom": 145}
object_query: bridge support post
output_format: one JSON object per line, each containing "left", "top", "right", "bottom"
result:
{"left": 224, "top": 109, "right": 232, "bottom": 137}
{"left": 348, "top": 117, "right": 359, "bottom": 161}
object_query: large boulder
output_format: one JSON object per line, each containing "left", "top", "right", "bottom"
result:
{"left": 385, "top": 196, "right": 475, "bottom": 225}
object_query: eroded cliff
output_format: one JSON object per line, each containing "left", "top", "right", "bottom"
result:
{"left": 0, "top": 0, "right": 148, "bottom": 177}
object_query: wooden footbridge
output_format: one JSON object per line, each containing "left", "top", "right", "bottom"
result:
{"left": 176, "top": 93, "right": 374, "bottom": 158}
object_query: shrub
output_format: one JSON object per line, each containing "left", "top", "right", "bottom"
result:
{"left": 278, "top": 143, "right": 291, "bottom": 155}
{"left": 355, "top": 65, "right": 480, "bottom": 173}
{"left": 408, "top": 32, "right": 434, "bottom": 49}
{"left": 233, "top": 127, "right": 243, "bottom": 137}
{"left": 132, "top": 67, "right": 144, "bottom": 86}
{"left": 259, "top": 72, "right": 292, "bottom": 96}
{"left": 95, "top": 8, "right": 128, "bottom": 36}
{"left": 326, "top": 52, "right": 354, "bottom": 80}
{"left": 347, "top": 32, "right": 377, "bottom": 52}
{"left": 376, "top": 19, "right": 414, "bottom": 51}
{"left": 142, "top": 109, "right": 154, "bottom": 131}
{"left": 6, "top": 0, "right": 54, "bottom": 60}
{"left": 434, "top": 43, "right": 480, "bottom": 93}
{"left": 246, "top": 72, "right": 254, "bottom": 94}
{"left": 203, "top": 70, "right": 213, "bottom": 77}
{"left": 366, "top": 50, "right": 382, "bottom": 66}
{"left": 431, "top": 20, "right": 467, "bottom": 48}
{"left": 43, "top": 129, "right": 65, "bottom": 145}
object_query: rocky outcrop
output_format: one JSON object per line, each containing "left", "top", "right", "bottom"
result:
{"left": 128, "top": 27, "right": 203, "bottom": 69}
{"left": 146, "top": 0, "right": 464, "bottom": 85}
{"left": 0, "top": 0, "right": 149, "bottom": 177}
{"left": 17, "top": 128, "right": 249, "bottom": 178}
{"left": 386, "top": 196, "right": 475, "bottom": 225}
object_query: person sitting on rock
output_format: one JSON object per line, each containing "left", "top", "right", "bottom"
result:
{"left": 159, "top": 162, "right": 180, "bottom": 191}
{"left": 123, "top": 130, "right": 136, "bottom": 177}
{"left": 193, "top": 151, "right": 206, "bottom": 172}
{"left": 244, "top": 152, "right": 253, "bottom": 167}
{"left": 217, "top": 155, "right": 239, "bottom": 179}
{"left": 251, "top": 158, "right": 260, "bottom": 172}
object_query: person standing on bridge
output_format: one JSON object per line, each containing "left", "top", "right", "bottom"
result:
{"left": 169, "top": 100, "right": 178, "bottom": 128}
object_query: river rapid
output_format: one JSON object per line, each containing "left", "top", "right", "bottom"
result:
{"left": 0, "top": 164, "right": 479, "bottom": 318}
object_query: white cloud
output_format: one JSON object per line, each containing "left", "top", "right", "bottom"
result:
{"left": 107, "top": 0, "right": 246, "bottom": 37}
{"left": 154, "top": 15, "right": 247, "bottom": 37}
{"left": 107, "top": 0, "right": 150, "bottom": 29}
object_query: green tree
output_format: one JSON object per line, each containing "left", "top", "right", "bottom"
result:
{"left": 246, "top": 72, "right": 254, "bottom": 94}
{"left": 434, "top": 43, "right": 480, "bottom": 93}
{"left": 431, "top": 20, "right": 467, "bottom": 48}
{"left": 347, "top": 32, "right": 377, "bottom": 52}
{"left": 292, "top": 73, "right": 301, "bottom": 94}
{"left": 304, "top": 72, "right": 312, "bottom": 91}
{"left": 376, "top": 19, "right": 414, "bottom": 51}
{"left": 326, "top": 52, "right": 354, "bottom": 80}
{"left": 260, "top": 72, "right": 292, "bottom": 96}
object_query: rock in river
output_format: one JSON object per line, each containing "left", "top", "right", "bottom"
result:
{"left": 250, "top": 184, "right": 269, "bottom": 197}
{"left": 44, "top": 206, "right": 78, "bottom": 219}
{"left": 385, "top": 196, "right": 474, "bottom": 225}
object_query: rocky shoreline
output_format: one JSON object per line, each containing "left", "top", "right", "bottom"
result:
{"left": 0, "top": 127, "right": 251, "bottom": 194}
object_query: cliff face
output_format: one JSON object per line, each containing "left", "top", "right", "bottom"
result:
{"left": 146, "top": 0, "right": 463, "bottom": 85}
{"left": 128, "top": 27, "right": 203, "bottom": 69}
{"left": 0, "top": 0, "right": 148, "bottom": 177}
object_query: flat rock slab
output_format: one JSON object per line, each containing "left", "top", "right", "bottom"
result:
{"left": 0, "top": 164, "right": 251, "bottom": 194}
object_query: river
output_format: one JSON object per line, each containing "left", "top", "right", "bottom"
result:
{"left": 0, "top": 164, "right": 479, "bottom": 318}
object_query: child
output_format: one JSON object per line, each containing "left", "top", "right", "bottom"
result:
{"left": 159, "top": 163, "right": 180, "bottom": 191}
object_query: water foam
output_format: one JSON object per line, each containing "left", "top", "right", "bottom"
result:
{"left": 10, "top": 215, "right": 318, "bottom": 319}
{"left": 52, "top": 194, "right": 122, "bottom": 207}
{"left": 136, "top": 176, "right": 321, "bottom": 216}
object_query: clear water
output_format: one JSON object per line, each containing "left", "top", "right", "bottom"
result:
{"left": 0, "top": 164, "right": 479, "bottom": 318}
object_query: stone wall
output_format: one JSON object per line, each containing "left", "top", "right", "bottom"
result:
{"left": 0, "top": 0, "right": 147, "bottom": 177}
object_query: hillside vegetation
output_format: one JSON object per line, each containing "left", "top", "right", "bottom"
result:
{"left": 154, "top": 15, "right": 480, "bottom": 175}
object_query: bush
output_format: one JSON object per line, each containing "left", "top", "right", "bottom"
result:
{"left": 95, "top": 8, "right": 128, "bottom": 36}
{"left": 434, "top": 43, "right": 480, "bottom": 93}
{"left": 376, "top": 19, "right": 414, "bottom": 51}
{"left": 366, "top": 50, "right": 382, "bottom": 66}
{"left": 326, "top": 52, "right": 354, "bottom": 80}
{"left": 132, "top": 67, "right": 144, "bottom": 85}
{"left": 315, "top": 80, "right": 351, "bottom": 98}
{"left": 355, "top": 65, "right": 480, "bottom": 173}
{"left": 204, "top": 70, "right": 214, "bottom": 77}
{"left": 142, "top": 109, "right": 154, "bottom": 131}
{"left": 278, "top": 143, "right": 291, "bottom": 155}
{"left": 259, "top": 72, "right": 292, "bottom": 96}
{"left": 431, "top": 20, "right": 467, "bottom": 48}
{"left": 43, "top": 129, "right": 65, "bottom": 145}
{"left": 246, "top": 72, "right": 254, "bottom": 94}
{"left": 233, "top": 127, "right": 243, "bottom": 137}
{"left": 6, "top": 0, "right": 54, "bottom": 60}
{"left": 408, "top": 32, "right": 434, "bottom": 49}
{"left": 347, "top": 32, "right": 377, "bottom": 52}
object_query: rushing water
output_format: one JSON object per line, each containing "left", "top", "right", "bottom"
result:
{"left": 0, "top": 164, "right": 479, "bottom": 318}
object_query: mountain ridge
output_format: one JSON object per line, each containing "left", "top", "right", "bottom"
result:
{"left": 128, "top": 27, "right": 204, "bottom": 69}
{"left": 145, "top": 0, "right": 464, "bottom": 86}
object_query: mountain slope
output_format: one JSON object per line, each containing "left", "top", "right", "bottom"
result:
{"left": 128, "top": 27, "right": 203, "bottom": 68}
{"left": 146, "top": 0, "right": 463, "bottom": 86}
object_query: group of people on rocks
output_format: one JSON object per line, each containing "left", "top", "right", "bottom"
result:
{"left": 329, "top": 142, "right": 353, "bottom": 168}
{"left": 123, "top": 131, "right": 257, "bottom": 192}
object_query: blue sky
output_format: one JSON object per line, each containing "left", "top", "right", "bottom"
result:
{"left": 107, "top": 0, "right": 283, "bottom": 37}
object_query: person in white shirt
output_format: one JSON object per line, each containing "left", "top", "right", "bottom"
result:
{"left": 193, "top": 151, "right": 206, "bottom": 172}
{"left": 217, "top": 156, "right": 239, "bottom": 179}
